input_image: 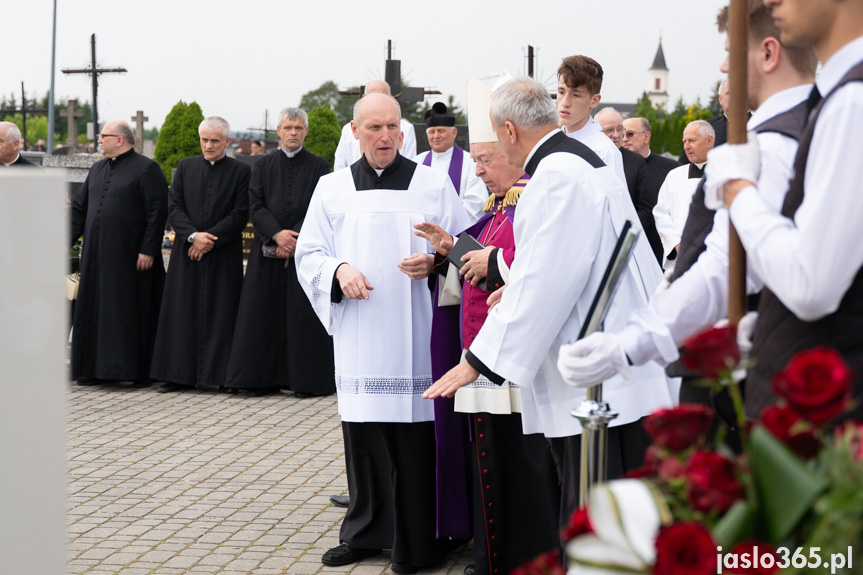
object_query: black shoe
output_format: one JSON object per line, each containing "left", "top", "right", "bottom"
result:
{"left": 131, "top": 379, "right": 152, "bottom": 388}
{"left": 329, "top": 495, "right": 350, "bottom": 508}
{"left": 247, "top": 387, "right": 280, "bottom": 397}
{"left": 293, "top": 391, "right": 314, "bottom": 398}
{"left": 321, "top": 543, "right": 381, "bottom": 566}
{"left": 392, "top": 561, "right": 420, "bottom": 574}
{"left": 157, "top": 383, "right": 184, "bottom": 393}
{"left": 464, "top": 565, "right": 475, "bottom": 575}
{"left": 75, "top": 378, "right": 100, "bottom": 386}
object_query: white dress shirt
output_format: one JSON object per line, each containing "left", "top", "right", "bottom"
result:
{"left": 563, "top": 117, "right": 627, "bottom": 185}
{"left": 333, "top": 119, "right": 417, "bottom": 171}
{"left": 616, "top": 84, "right": 812, "bottom": 366}
{"left": 729, "top": 35, "right": 863, "bottom": 321}
{"left": 414, "top": 147, "right": 488, "bottom": 222}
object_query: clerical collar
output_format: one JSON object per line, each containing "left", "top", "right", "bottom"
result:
{"left": 206, "top": 154, "right": 226, "bottom": 166}
{"left": 3, "top": 153, "right": 20, "bottom": 166}
{"left": 359, "top": 152, "right": 402, "bottom": 178}
{"left": 523, "top": 129, "right": 559, "bottom": 170}
{"left": 280, "top": 146, "right": 303, "bottom": 158}
{"left": 109, "top": 148, "right": 135, "bottom": 165}
{"left": 693, "top": 161, "right": 707, "bottom": 169}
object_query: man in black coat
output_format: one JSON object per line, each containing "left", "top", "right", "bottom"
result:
{"left": 622, "top": 116, "right": 679, "bottom": 263}
{"left": 151, "top": 117, "right": 250, "bottom": 392}
{"left": 69, "top": 121, "right": 168, "bottom": 386}
{"left": 595, "top": 108, "right": 664, "bottom": 265}
{"left": 225, "top": 107, "right": 335, "bottom": 397}
{"left": 0, "top": 122, "right": 36, "bottom": 167}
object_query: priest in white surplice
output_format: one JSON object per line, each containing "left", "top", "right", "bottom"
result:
{"left": 414, "top": 102, "right": 488, "bottom": 221}
{"left": 295, "top": 93, "right": 471, "bottom": 571}
{"left": 423, "top": 78, "right": 677, "bottom": 528}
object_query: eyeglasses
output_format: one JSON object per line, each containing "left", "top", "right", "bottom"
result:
{"left": 623, "top": 130, "right": 647, "bottom": 139}
{"left": 601, "top": 126, "right": 626, "bottom": 135}
{"left": 98, "top": 134, "right": 120, "bottom": 140}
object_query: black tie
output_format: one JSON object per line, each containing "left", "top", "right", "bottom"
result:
{"left": 805, "top": 84, "right": 822, "bottom": 119}
{"left": 688, "top": 163, "right": 704, "bottom": 179}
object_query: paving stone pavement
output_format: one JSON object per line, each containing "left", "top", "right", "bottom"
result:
{"left": 66, "top": 383, "right": 472, "bottom": 575}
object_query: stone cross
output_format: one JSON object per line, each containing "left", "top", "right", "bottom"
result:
{"left": 131, "top": 110, "right": 148, "bottom": 153}
{"left": 62, "top": 99, "right": 86, "bottom": 152}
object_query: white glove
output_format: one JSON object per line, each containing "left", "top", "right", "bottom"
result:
{"left": 704, "top": 135, "right": 760, "bottom": 210}
{"left": 557, "top": 332, "right": 631, "bottom": 388}
{"left": 736, "top": 311, "right": 758, "bottom": 357}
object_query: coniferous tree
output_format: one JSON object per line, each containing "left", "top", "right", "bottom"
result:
{"left": 305, "top": 103, "right": 341, "bottom": 171}
{"left": 154, "top": 101, "right": 204, "bottom": 182}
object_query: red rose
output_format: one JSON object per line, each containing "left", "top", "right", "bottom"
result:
{"left": 561, "top": 506, "right": 593, "bottom": 540}
{"left": 760, "top": 404, "right": 820, "bottom": 459}
{"left": 772, "top": 347, "right": 852, "bottom": 425}
{"left": 623, "top": 463, "right": 656, "bottom": 479}
{"left": 726, "top": 541, "right": 780, "bottom": 574}
{"left": 685, "top": 451, "right": 745, "bottom": 514}
{"left": 653, "top": 522, "right": 716, "bottom": 575}
{"left": 681, "top": 325, "right": 740, "bottom": 378}
{"left": 643, "top": 404, "right": 715, "bottom": 452}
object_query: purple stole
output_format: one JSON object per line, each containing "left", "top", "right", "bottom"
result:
{"left": 422, "top": 145, "right": 465, "bottom": 194}
{"left": 427, "top": 144, "right": 470, "bottom": 539}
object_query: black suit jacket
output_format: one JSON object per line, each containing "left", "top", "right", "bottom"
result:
{"left": 641, "top": 152, "right": 680, "bottom": 263}
{"left": 9, "top": 154, "right": 36, "bottom": 167}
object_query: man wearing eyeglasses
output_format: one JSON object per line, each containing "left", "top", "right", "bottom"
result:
{"left": 595, "top": 108, "right": 663, "bottom": 265}
{"left": 622, "top": 117, "right": 680, "bottom": 263}
{"left": 69, "top": 120, "right": 169, "bottom": 388}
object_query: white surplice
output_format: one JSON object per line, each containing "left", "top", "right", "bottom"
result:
{"left": 564, "top": 117, "right": 627, "bottom": 186}
{"left": 653, "top": 164, "right": 701, "bottom": 268}
{"left": 468, "top": 131, "right": 677, "bottom": 439}
{"left": 295, "top": 166, "right": 471, "bottom": 423}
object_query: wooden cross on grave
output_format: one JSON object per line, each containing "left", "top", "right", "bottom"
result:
{"left": 337, "top": 40, "right": 441, "bottom": 102}
{"left": 61, "top": 99, "right": 86, "bottom": 152}
{"left": 0, "top": 82, "right": 49, "bottom": 149}
{"left": 247, "top": 110, "right": 277, "bottom": 140}
{"left": 62, "top": 34, "right": 127, "bottom": 135}
{"left": 131, "top": 110, "right": 148, "bottom": 153}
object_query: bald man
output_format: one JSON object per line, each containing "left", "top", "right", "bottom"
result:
{"left": 333, "top": 80, "right": 417, "bottom": 170}
{"left": 0, "top": 122, "right": 35, "bottom": 167}
{"left": 69, "top": 120, "right": 169, "bottom": 387}
{"left": 297, "top": 93, "right": 471, "bottom": 571}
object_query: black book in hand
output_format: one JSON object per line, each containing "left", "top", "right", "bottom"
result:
{"left": 446, "top": 234, "right": 488, "bottom": 291}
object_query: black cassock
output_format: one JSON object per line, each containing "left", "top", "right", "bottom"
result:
{"left": 69, "top": 149, "right": 168, "bottom": 382}
{"left": 150, "top": 155, "right": 251, "bottom": 388}
{"left": 225, "top": 148, "right": 335, "bottom": 393}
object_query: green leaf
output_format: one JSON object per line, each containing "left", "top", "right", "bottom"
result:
{"left": 750, "top": 426, "right": 827, "bottom": 542}
{"left": 713, "top": 500, "right": 755, "bottom": 548}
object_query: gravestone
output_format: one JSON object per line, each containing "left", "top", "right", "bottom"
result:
{"left": 131, "top": 110, "right": 148, "bottom": 153}
{"left": 62, "top": 99, "right": 85, "bottom": 152}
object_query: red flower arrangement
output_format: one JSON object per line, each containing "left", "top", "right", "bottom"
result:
{"left": 643, "top": 404, "right": 715, "bottom": 452}
{"left": 685, "top": 451, "right": 745, "bottom": 514}
{"left": 681, "top": 325, "right": 740, "bottom": 378}
{"left": 653, "top": 522, "right": 716, "bottom": 575}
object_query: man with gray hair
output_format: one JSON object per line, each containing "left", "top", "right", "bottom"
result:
{"left": 653, "top": 119, "right": 715, "bottom": 271}
{"left": 69, "top": 120, "right": 168, "bottom": 387}
{"left": 0, "top": 121, "right": 35, "bottom": 167}
{"left": 224, "top": 107, "right": 335, "bottom": 397}
{"left": 423, "top": 77, "right": 676, "bottom": 530}
{"left": 333, "top": 80, "right": 416, "bottom": 170}
{"left": 150, "top": 117, "right": 251, "bottom": 392}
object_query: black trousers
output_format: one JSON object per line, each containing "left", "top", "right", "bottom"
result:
{"left": 340, "top": 421, "right": 462, "bottom": 566}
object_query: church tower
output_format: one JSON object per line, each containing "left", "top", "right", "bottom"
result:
{"left": 648, "top": 38, "right": 669, "bottom": 109}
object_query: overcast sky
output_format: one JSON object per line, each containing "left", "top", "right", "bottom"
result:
{"left": 6, "top": 0, "right": 729, "bottom": 136}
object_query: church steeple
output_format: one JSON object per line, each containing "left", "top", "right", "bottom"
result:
{"left": 648, "top": 37, "right": 669, "bottom": 109}
{"left": 650, "top": 39, "right": 668, "bottom": 71}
